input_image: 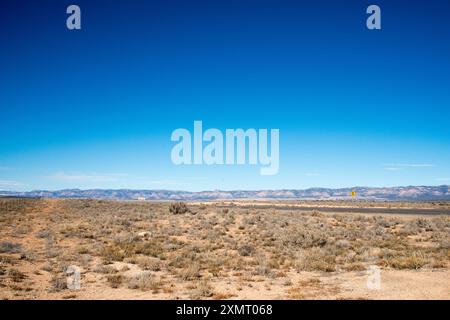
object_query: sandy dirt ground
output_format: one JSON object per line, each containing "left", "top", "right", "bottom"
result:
{"left": 0, "top": 199, "right": 448, "bottom": 300}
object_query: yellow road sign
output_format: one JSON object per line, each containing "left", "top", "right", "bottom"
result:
{"left": 350, "top": 190, "right": 357, "bottom": 198}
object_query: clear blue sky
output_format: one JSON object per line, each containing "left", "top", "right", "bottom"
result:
{"left": 1, "top": 0, "right": 449, "bottom": 191}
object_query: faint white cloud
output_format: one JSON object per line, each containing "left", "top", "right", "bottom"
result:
{"left": 148, "top": 180, "right": 187, "bottom": 186}
{"left": 45, "top": 172, "right": 129, "bottom": 183}
{"left": 305, "top": 172, "right": 320, "bottom": 177}
{"left": 435, "top": 178, "right": 450, "bottom": 182}
{"left": 384, "top": 167, "right": 401, "bottom": 171}
{"left": 406, "top": 164, "right": 435, "bottom": 167}
{"left": 187, "top": 176, "right": 207, "bottom": 181}
{"left": 384, "top": 163, "right": 435, "bottom": 168}
{"left": 0, "top": 180, "right": 24, "bottom": 188}
{"left": 384, "top": 163, "right": 435, "bottom": 171}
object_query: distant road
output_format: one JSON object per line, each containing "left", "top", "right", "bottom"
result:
{"left": 215, "top": 204, "right": 450, "bottom": 216}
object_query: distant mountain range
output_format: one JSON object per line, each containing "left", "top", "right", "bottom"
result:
{"left": 1, "top": 185, "right": 449, "bottom": 201}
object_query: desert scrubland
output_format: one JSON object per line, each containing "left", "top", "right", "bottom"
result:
{"left": 0, "top": 198, "right": 449, "bottom": 299}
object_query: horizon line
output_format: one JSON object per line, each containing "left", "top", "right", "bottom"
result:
{"left": 1, "top": 184, "right": 449, "bottom": 194}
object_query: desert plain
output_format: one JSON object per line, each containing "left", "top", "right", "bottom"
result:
{"left": 0, "top": 198, "right": 449, "bottom": 300}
